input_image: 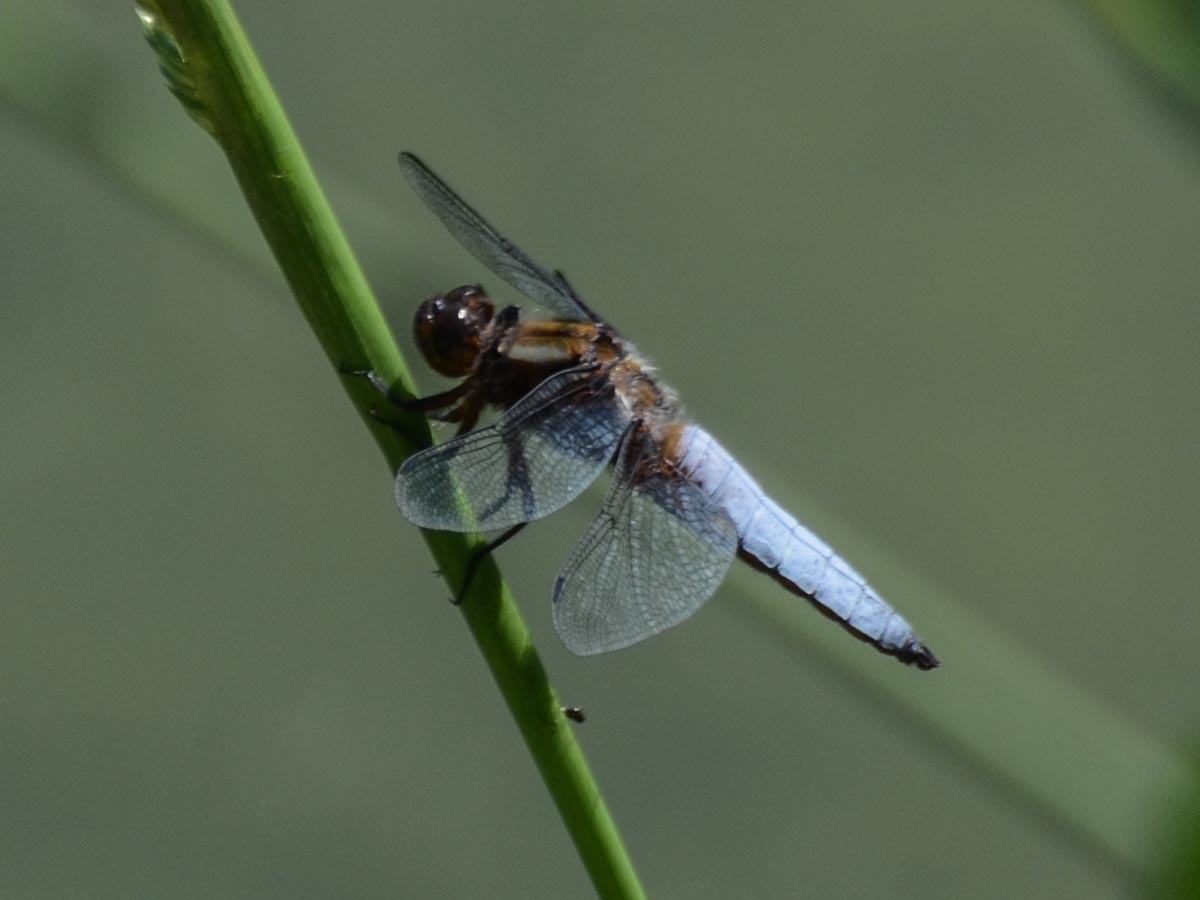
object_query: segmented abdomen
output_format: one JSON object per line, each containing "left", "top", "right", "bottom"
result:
{"left": 675, "top": 424, "right": 932, "bottom": 663}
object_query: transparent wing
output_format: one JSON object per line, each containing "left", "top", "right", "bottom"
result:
{"left": 396, "top": 367, "right": 626, "bottom": 532}
{"left": 399, "top": 152, "right": 598, "bottom": 323}
{"left": 552, "top": 428, "right": 738, "bottom": 655}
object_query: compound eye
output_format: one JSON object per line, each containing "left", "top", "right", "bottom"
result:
{"left": 413, "top": 286, "right": 494, "bottom": 377}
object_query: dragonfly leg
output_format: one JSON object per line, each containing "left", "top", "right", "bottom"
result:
{"left": 448, "top": 397, "right": 483, "bottom": 435}
{"left": 340, "top": 364, "right": 470, "bottom": 413}
{"left": 453, "top": 523, "right": 527, "bottom": 605}
{"left": 403, "top": 384, "right": 473, "bottom": 414}
{"left": 342, "top": 366, "right": 477, "bottom": 442}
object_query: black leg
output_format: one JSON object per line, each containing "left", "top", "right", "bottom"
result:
{"left": 403, "top": 384, "right": 473, "bottom": 414}
{"left": 453, "top": 523, "right": 528, "bottom": 605}
{"left": 452, "top": 398, "right": 483, "bottom": 436}
{"left": 340, "top": 365, "right": 408, "bottom": 405}
{"left": 341, "top": 366, "right": 477, "bottom": 444}
{"left": 339, "top": 365, "right": 470, "bottom": 413}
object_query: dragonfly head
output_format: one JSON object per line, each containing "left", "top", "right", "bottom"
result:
{"left": 413, "top": 285, "right": 495, "bottom": 377}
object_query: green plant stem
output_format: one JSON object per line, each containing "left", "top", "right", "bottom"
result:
{"left": 138, "top": 2, "right": 645, "bottom": 896}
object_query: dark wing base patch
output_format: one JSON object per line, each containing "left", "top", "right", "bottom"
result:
{"left": 396, "top": 367, "right": 626, "bottom": 532}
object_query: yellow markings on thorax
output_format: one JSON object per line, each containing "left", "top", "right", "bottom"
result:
{"left": 503, "top": 321, "right": 601, "bottom": 365}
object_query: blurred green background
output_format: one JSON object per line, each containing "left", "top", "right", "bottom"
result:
{"left": 2, "top": 1, "right": 1199, "bottom": 898}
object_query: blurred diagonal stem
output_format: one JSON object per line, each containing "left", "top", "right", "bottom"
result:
{"left": 1082, "top": 0, "right": 1200, "bottom": 111}
{"left": 135, "top": 2, "right": 646, "bottom": 897}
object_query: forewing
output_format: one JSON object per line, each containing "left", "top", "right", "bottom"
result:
{"left": 399, "top": 152, "right": 598, "bottom": 323}
{"left": 552, "top": 428, "right": 738, "bottom": 655}
{"left": 396, "top": 367, "right": 626, "bottom": 532}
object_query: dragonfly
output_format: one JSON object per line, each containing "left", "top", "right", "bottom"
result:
{"left": 380, "top": 152, "right": 938, "bottom": 669}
